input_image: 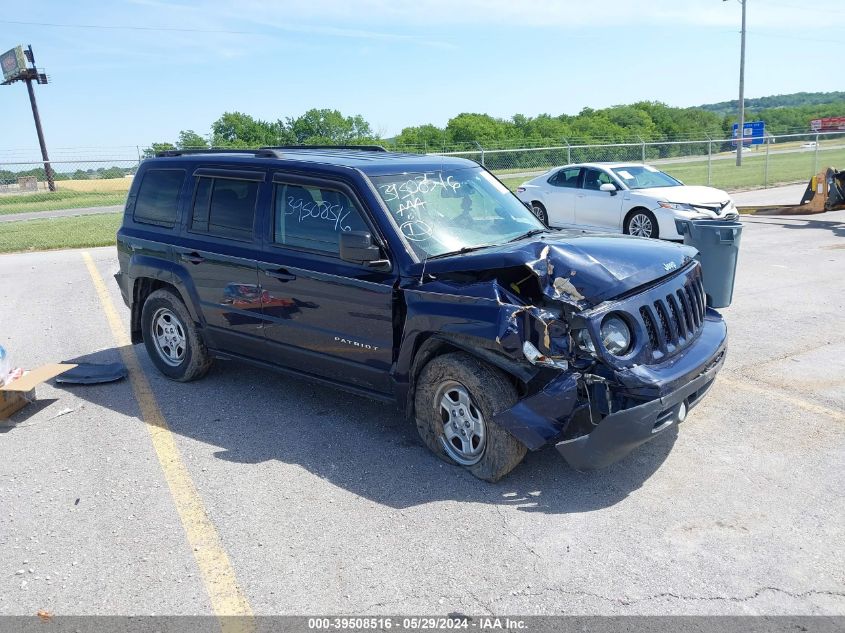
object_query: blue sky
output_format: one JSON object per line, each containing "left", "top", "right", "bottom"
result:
{"left": 1, "top": 0, "right": 842, "bottom": 156}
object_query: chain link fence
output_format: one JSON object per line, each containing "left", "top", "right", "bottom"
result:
{"left": 1, "top": 132, "right": 844, "bottom": 215}
{"left": 0, "top": 145, "right": 141, "bottom": 216}
{"left": 430, "top": 131, "right": 845, "bottom": 192}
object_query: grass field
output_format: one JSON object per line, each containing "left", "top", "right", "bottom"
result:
{"left": 58, "top": 177, "right": 133, "bottom": 193}
{"left": 0, "top": 189, "right": 126, "bottom": 215}
{"left": 0, "top": 213, "right": 120, "bottom": 253}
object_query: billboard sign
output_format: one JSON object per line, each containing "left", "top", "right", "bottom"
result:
{"left": 732, "top": 120, "right": 766, "bottom": 146}
{"left": 1, "top": 45, "right": 26, "bottom": 83}
{"left": 811, "top": 117, "right": 845, "bottom": 132}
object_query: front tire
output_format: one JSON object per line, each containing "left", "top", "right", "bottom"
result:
{"left": 414, "top": 352, "right": 527, "bottom": 482}
{"left": 141, "top": 288, "right": 212, "bottom": 382}
{"left": 625, "top": 209, "right": 659, "bottom": 239}
{"left": 530, "top": 201, "right": 549, "bottom": 226}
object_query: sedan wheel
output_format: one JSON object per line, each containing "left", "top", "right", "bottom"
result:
{"left": 626, "top": 211, "right": 659, "bottom": 239}
{"left": 530, "top": 202, "right": 548, "bottom": 226}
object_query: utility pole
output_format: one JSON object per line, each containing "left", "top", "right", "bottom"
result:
{"left": 726, "top": 0, "right": 748, "bottom": 167}
{"left": 25, "top": 72, "right": 55, "bottom": 190}
{"left": 1, "top": 44, "right": 55, "bottom": 191}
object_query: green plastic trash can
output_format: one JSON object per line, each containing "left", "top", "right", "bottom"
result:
{"left": 675, "top": 219, "right": 743, "bottom": 309}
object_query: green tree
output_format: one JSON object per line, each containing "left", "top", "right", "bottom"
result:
{"left": 393, "top": 124, "right": 447, "bottom": 150}
{"left": 211, "top": 112, "right": 282, "bottom": 147}
{"left": 445, "top": 113, "right": 518, "bottom": 145}
{"left": 101, "top": 167, "right": 126, "bottom": 179}
{"left": 286, "top": 108, "right": 374, "bottom": 145}
{"left": 513, "top": 113, "right": 572, "bottom": 142}
{"left": 142, "top": 142, "right": 176, "bottom": 158}
{"left": 177, "top": 130, "right": 209, "bottom": 149}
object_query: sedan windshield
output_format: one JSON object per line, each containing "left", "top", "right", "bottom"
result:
{"left": 610, "top": 165, "right": 682, "bottom": 189}
{"left": 371, "top": 168, "right": 544, "bottom": 259}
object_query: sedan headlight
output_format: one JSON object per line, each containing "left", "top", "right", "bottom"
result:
{"left": 658, "top": 201, "right": 696, "bottom": 212}
{"left": 600, "top": 315, "right": 632, "bottom": 356}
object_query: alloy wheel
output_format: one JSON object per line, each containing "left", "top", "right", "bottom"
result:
{"left": 629, "top": 213, "right": 654, "bottom": 237}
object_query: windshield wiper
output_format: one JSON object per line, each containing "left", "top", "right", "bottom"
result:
{"left": 427, "top": 243, "right": 497, "bottom": 260}
{"left": 508, "top": 228, "right": 547, "bottom": 243}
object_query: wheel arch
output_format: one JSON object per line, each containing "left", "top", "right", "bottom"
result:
{"left": 624, "top": 205, "right": 653, "bottom": 226}
{"left": 624, "top": 206, "right": 660, "bottom": 238}
{"left": 127, "top": 254, "right": 206, "bottom": 344}
{"left": 132, "top": 278, "right": 180, "bottom": 344}
{"left": 403, "top": 333, "right": 536, "bottom": 421}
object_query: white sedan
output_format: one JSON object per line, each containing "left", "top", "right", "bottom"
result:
{"left": 515, "top": 163, "right": 739, "bottom": 240}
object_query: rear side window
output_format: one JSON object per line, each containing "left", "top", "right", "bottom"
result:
{"left": 273, "top": 183, "right": 368, "bottom": 253}
{"left": 549, "top": 168, "right": 580, "bottom": 188}
{"left": 133, "top": 169, "right": 185, "bottom": 227}
{"left": 190, "top": 177, "right": 259, "bottom": 240}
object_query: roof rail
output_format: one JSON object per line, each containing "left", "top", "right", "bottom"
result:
{"left": 260, "top": 145, "right": 388, "bottom": 152}
{"left": 155, "top": 148, "right": 265, "bottom": 158}
{"left": 155, "top": 145, "right": 388, "bottom": 159}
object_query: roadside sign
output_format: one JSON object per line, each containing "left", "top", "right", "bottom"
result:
{"left": 811, "top": 117, "right": 845, "bottom": 132}
{"left": 732, "top": 120, "right": 765, "bottom": 146}
{"left": 0, "top": 45, "right": 26, "bottom": 83}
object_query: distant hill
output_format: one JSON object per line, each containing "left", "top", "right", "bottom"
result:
{"left": 699, "top": 92, "right": 845, "bottom": 117}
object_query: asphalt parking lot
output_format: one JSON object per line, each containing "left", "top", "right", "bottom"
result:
{"left": 0, "top": 210, "right": 843, "bottom": 619}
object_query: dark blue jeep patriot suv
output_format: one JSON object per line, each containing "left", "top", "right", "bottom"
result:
{"left": 115, "top": 146, "right": 727, "bottom": 481}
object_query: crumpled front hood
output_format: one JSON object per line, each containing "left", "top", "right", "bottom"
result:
{"left": 422, "top": 231, "right": 697, "bottom": 307}
{"left": 632, "top": 185, "right": 732, "bottom": 205}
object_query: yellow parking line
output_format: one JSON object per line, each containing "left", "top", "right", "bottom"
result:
{"left": 81, "top": 252, "right": 254, "bottom": 632}
{"left": 719, "top": 376, "right": 845, "bottom": 423}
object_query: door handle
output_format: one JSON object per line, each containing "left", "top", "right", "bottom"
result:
{"left": 179, "top": 252, "right": 205, "bottom": 265}
{"left": 263, "top": 268, "right": 296, "bottom": 281}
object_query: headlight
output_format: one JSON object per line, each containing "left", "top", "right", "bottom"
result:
{"left": 600, "top": 316, "right": 632, "bottom": 356}
{"left": 658, "top": 201, "right": 696, "bottom": 212}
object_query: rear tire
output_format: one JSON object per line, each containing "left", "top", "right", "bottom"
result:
{"left": 530, "top": 201, "right": 549, "bottom": 226}
{"left": 141, "top": 289, "right": 212, "bottom": 382}
{"left": 625, "top": 209, "right": 659, "bottom": 239}
{"left": 414, "top": 352, "right": 527, "bottom": 482}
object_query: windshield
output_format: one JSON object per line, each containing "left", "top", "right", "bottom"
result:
{"left": 371, "top": 168, "right": 544, "bottom": 259}
{"left": 610, "top": 165, "right": 682, "bottom": 189}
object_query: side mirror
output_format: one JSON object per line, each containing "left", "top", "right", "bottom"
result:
{"left": 599, "top": 183, "right": 618, "bottom": 195}
{"left": 339, "top": 231, "right": 388, "bottom": 267}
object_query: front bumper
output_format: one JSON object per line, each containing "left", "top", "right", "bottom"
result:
{"left": 114, "top": 271, "right": 131, "bottom": 308}
{"left": 493, "top": 311, "right": 727, "bottom": 470}
{"left": 555, "top": 347, "right": 724, "bottom": 470}
{"left": 656, "top": 208, "right": 739, "bottom": 241}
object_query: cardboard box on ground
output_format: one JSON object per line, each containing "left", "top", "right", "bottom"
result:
{"left": 0, "top": 364, "right": 77, "bottom": 419}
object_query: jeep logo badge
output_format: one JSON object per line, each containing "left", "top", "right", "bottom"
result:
{"left": 663, "top": 261, "right": 678, "bottom": 271}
